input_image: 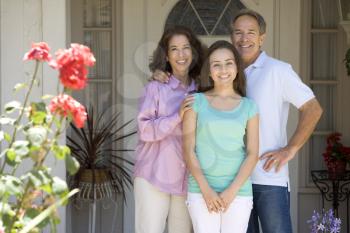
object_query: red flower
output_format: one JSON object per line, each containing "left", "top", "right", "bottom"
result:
{"left": 23, "top": 42, "right": 52, "bottom": 62}
{"left": 49, "top": 94, "right": 87, "bottom": 128}
{"left": 323, "top": 132, "right": 350, "bottom": 167}
{"left": 50, "top": 43, "right": 95, "bottom": 90}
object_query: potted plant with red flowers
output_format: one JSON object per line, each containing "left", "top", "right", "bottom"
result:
{"left": 323, "top": 132, "right": 350, "bottom": 179}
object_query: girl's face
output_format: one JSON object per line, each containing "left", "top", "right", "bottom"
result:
{"left": 209, "top": 48, "right": 237, "bottom": 86}
{"left": 167, "top": 34, "right": 193, "bottom": 76}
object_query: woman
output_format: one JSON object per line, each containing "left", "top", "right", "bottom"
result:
{"left": 183, "top": 40, "right": 259, "bottom": 233}
{"left": 134, "top": 25, "right": 204, "bottom": 233}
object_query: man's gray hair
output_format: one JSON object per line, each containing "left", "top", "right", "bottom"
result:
{"left": 231, "top": 9, "right": 267, "bottom": 35}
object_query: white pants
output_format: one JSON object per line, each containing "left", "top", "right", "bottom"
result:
{"left": 186, "top": 193, "right": 252, "bottom": 233}
{"left": 134, "top": 177, "right": 192, "bottom": 233}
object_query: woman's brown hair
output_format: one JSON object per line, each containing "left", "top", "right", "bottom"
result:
{"left": 149, "top": 25, "right": 205, "bottom": 80}
{"left": 199, "top": 40, "right": 246, "bottom": 97}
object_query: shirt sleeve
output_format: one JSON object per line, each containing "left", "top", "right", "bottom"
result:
{"left": 191, "top": 93, "right": 201, "bottom": 113}
{"left": 137, "top": 82, "right": 181, "bottom": 142}
{"left": 281, "top": 65, "right": 315, "bottom": 108}
{"left": 248, "top": 99, "right": 259, "bottom": 119}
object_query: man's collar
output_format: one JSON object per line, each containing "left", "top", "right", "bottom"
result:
{"left": 249, "top": 51, "right": 267, "bottom": 68}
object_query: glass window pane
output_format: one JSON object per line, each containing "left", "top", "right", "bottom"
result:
{"left": 311, "top": 84, "right": 335, "bottom": 131}
{"left": 165, "top": 0, "right": 245, "bottom": 35}
{"left": 309, "top": 135, "right": 328, "bottom": 171}
{"left": 339, "top": 0, "right": 350, "bottom": 21}
{"left": 312, "top": 0, "right": 339, "bottom": 28}
{"left": 86, "top": 83, "right": 112, "bottom": 121}
{"left": 84, "top": 31, "right": 111, "bottom": 79}
{"left": 84, "top": 0, "right": 112, "bottom": 27}
{"left": 311, "top": 33, "right": 337, "bottom": 80}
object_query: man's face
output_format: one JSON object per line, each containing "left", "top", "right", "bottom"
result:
{"left": 231, "top": 15, "right": 265, "bottom": 66}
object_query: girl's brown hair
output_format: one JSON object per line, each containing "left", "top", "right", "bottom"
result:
{"left": 199, "top": 40, "right": 246, "bottom": 97}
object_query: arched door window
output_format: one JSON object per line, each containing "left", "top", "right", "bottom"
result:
{"left": 165, "top": 0, "right": 246, "bottom": 35}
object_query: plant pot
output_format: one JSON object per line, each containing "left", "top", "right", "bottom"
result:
{"left": 327, "top": 160, "right": 347, "bottom": 179}
{"left": 74, "top": 169, "right": 114, "bottom": 200}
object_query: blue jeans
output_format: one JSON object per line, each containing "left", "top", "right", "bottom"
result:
{"left": 246, "top": 184, "right": 292, "bottom": 233}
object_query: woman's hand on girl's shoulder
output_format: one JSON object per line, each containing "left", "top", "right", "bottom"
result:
{"left": 150, "top": 69, "right": 170, "bottom": 83}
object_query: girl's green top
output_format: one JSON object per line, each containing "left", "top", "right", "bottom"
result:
{"left": 188, "top": 93, "right": 258, "bottom": 196}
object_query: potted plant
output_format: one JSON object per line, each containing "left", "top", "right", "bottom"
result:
{"left": 67, "top": 106, "right": 136, "bottom": 201}
{"left": 323, "top": 132, "right": 350, "bottom": 179}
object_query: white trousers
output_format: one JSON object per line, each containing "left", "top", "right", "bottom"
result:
{"left": 134, "top": 177, "right": 192, "bottom": 233}
{"left": 186, "top": 193, "right": 252, "bottom": 233}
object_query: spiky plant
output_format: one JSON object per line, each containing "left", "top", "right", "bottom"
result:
{"left": 67, "top": 107, "right": 136, "bottom": 200}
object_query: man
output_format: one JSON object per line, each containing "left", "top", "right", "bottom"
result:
{"left": 153, "top": 9, "right": 322, "bottom": 233}
{"left": 230, "top": 9, "right": 322, "bottom": 233}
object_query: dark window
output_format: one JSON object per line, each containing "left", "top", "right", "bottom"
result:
{"left": 165, "top": 0, "right": 246, "bottom": 35}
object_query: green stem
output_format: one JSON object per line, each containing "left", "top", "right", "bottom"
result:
{"left": 0, "top": 61, "right": 40, "bottom": 173}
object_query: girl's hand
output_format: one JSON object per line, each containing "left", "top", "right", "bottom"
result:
{"left": 219, "top": 189, "right": 237, "bottom": 212}
{"left": 202, "top": 187, "right": 224, "bottom": 213}
{"left": 179, "top": 95, "right": 195, "bottom": 119}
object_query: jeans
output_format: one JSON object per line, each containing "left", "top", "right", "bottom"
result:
{"left": 246, "top": 184, "right": 292, "bottom": 233}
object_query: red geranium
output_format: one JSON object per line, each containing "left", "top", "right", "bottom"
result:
{"left": 323, "top": 132, "right": 350, "bottom": 167}
{"left": 23, "top": 42, "right": 52, "bottom": 62}
{"left": 49, "top": 94, "right": 87, "bottom": 128}
{"left": 50, "top": 43, "right": 95, "bottom": 90}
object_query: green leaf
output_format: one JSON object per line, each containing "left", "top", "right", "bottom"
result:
{"left": 52, "top": 145, "right": 70, "bottom": 160}
{"left": 13, "top": 140, "right": 30, "bottom": 156}
{"left": 0, "top": 203, "right": 15, "bottom": 217}
{"left": 28, "top": 170, "right": 52, "bottom": 189}
{"left": 19, "top": 189, "right": 79, "bottom": 233}
{"left": 4, "top": 132, "right": 11, "bottom": 142}
{"left": 27, "top": 126, "right": 47, "bottom": 146}
{"left": 30, "top": 102, "right": 47, "bottom": 125}
{"left": 13, "top": 82, "right": 28, "bottom": 92}
{"left": 0, "top": 116, "right": 15, "bottom": 125}
{"left": 31, "top": 112, "right": 47, "bottom": 125}
{"left": 65, "top": 154, "right": 80, "bottom": 175}
{"left": 31, "top": 102, "right": 46, "bottom": 112}
{"left": 4, "top": 101, "right": 21, "bottom": 113}
{"left": 6, "top": 148, "right": 16, "bottom": 161}
{"left": 1, "top": 175, "right": 24, "bottom": 196}
{"left": 52, "top": 176, "right": 68, "bottom": 195}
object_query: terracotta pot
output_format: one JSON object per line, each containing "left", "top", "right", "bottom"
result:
{"left": 327, "top": 160, "right": 347, "bottom": 179}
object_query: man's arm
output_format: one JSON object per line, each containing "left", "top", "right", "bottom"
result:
{"left": 262, "top": 98, "right": 323, "bottom": 172}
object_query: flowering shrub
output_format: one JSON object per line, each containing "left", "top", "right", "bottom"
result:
{"left": 0, "top": 42, "right": 95, "bottom": 232}
{"left": 323, "top": 132, "right": 350, "bottom": 168}
{"left": 307, "top": 209, "right": 341, "bottom": 233}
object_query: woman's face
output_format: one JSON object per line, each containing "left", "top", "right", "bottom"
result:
{"left": 167, "top": 34, "right": 193, "bottom": 76}
{"left": 209, "top": 48, "right": 237, "bottom": 86}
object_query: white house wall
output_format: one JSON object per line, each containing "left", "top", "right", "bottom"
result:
{"left": 0, "top": 1, "right": 67, "bottom": 233}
